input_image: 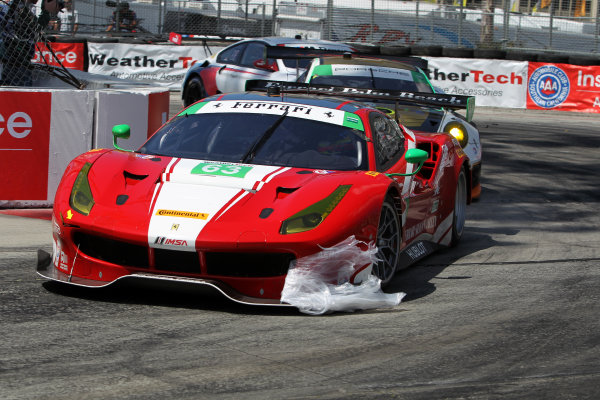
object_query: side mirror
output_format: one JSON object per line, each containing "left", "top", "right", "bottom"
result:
{"left": 112, "top": 124, "right": 132, "bottom": 152}
{"left": 404, "top": 148, "right": 428, "bottom": 164}
{"left": 386, "top": 148, "right": 429, "bottom": 177}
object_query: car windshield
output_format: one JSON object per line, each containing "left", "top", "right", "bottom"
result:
{"left": 282, "top": 59, "right": 312, "bottom": 69}
{"left": 369, "top": 103, "right": 444, "bottom": 133}
{"left": 140, "top": 113, "right": 369, "bottom": 171}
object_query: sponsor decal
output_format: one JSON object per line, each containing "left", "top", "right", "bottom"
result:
{"left": 230, "top": 101, "right": 313, "bottom": 114}
{"left": 406, "top": 242, "right": 427, "bottom": 260}
{"left": 155, "top": 209, "right": 209, "bottom": 219}
{"left": 191, "top": 162, "right": 253, "bottom": 178}
{"left": 195, "top": 99, "right": 365, "bottom": 130}
{"left": 365, "top": 171, "right": 380, "bottom": 177}
{"left": 314, "top": 169, "right": 334, "bottom": 174}
{"left": 171, "top": 223, "right": 180, "bottom": 231}
{"left": 431, "top": 199, "right": 439, "bottom": 214}
{"left": 528, "top": 65, "right": 570, "bottom": 109}
{"left": 154, "top": 237, "right": 188, "bottom": 246}
{"left": 0, "top": 92, "right": 51, "bottom": 200}
{"left": 405, "top": 216, "right": 437, "bottom": 241}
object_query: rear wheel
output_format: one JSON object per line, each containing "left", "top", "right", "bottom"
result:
{"left": 451, "top": 169, "right": 467, "bottom": 246}
{"left": 183, "top": 76, "right": 207, "bottom": 107}
{"left": 373, "top": 196, "right": 401, "bottom": 286}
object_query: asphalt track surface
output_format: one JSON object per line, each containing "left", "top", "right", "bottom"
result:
{"left": 1, "top": 95, "right": 599, "bottom": 399}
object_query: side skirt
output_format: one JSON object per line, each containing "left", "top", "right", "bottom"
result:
{"left": 398, "top": 240, "right": 443, "bottom": 270}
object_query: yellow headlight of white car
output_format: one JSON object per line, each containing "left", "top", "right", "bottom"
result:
{"left": 444, "top": 121, "right": 469, "bottom": 148}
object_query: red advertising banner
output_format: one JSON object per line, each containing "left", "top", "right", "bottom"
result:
{"left": 33, "top": 42, "right": 85, "bottom": 71}
{"left": 527, "top": 62, "right": 600, "bottom": 113}
{"left": 0, "top": 92, "right": 52, "bottom": 200}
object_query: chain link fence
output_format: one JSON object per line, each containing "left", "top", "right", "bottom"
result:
{"left": 2, "top": 0, "right": 600, "bottom": 87}
{"left": 46, "top": 0, "right": 599, "bottom": 53}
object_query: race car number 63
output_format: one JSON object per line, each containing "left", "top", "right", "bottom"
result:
{"left": 191, "top": 162, "right": 252, "bottom": 178}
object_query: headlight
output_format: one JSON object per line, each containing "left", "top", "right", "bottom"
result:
{"left": 444, "top": 121, "right": 469, "bottom": 148}
{"left": 69, "top": 162, "right": 95, "bottom": 216}
{"left": 280, "top": 185, "right": 351, "bottom": 234}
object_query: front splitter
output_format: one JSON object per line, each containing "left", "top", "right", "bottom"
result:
{"left": 36, "top": 249, "right": 291, "bottom": 307}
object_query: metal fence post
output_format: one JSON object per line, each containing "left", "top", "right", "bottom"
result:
{"left": 549, "top": 3, "right": 554, "bottom": 49}
{"left": 416, "top": 0, "right": 419, "bottom": 41}
{"left": 327, "top": 0, "right": 333, "bottom": 41}
{"left": 371, "top": 0, "right": 375, "bottom": 43}
{"left": 503, "top": 0, "right": 509, "bottom": 47}
{"left": 594, "top": 2, "right": 600, "bottom": 53}
{"left": 459, "top": 0, "right": 464, "bottom": 47}
{"left": 272, "top": 0, "right": 277, "bottom": 36}
{"left": 217, "top": 0, "right": 222, "bottom": 35}
{"left": 157, "top": 0, "right": 163, "bottom": 35}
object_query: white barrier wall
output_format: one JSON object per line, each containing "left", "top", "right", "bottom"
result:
{"left": 424, "top": 57, "right": 529, "bottom": 108}
{"left": 0, "top": 87, "right": 169, "bottom": 208}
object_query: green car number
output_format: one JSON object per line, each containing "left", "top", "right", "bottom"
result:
{"left": 191, "top": 162, "right": 252, "bottom": 178}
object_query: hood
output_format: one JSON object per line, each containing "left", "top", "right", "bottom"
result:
{"left": 83, "top": 151, "right": 362, "bottom": 251}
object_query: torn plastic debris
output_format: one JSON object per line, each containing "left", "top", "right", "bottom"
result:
{"left": 281, "top": 236, "right": 405, "bottom": 315}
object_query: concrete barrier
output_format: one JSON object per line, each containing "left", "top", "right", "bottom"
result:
{"left": 0, "top": 72, "right": 169, "bottom": 208}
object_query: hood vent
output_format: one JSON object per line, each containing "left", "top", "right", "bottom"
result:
{"left": 276, "top": 187, "right": 299, "bottom": 200}
{"left": 124, "top": 170, "right": 149, "bottom": 186}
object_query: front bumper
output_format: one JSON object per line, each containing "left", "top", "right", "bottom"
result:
{"left": 36, "top": 249, "right": 290, "bottom": 307}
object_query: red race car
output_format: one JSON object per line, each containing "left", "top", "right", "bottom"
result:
{"left": 37, "top": 84, "right": 472, "bottom": 310}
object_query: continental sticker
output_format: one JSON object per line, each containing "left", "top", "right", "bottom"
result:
{"left": 155, "top": 209, "right": 209, "bottom": 219}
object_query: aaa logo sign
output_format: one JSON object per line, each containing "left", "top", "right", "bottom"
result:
{"left": 528, "top": 65, "right": 570, "bottom": 108}
{"left": 0, "top": 92, "right": 51, "bottom": 200}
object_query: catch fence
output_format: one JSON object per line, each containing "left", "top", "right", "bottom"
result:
{"left": 56, "top": 0, "right": 600, "bottom": 54}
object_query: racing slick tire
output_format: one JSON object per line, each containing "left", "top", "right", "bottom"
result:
{"left": 183, "top": 76, "right": 207, "bottom": 107}
{"left": 374, "top": 195, "right": 401, "bottom": 286}
{"left": 451, "top": 168, "right": 467, "bottom": 247}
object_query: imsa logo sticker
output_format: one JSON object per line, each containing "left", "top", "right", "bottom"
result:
{"left": 528, "top": 65, "right": 570, "bottom": 109}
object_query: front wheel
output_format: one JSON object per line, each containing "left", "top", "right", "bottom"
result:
{"left": 451, "top": 169, "right": 467, "bottom": 247}
{"left": 373, "top": 196, "right": 401, "bottom": 287}
{"left": 183, "top": 76, "right": 207, "bottom": 107}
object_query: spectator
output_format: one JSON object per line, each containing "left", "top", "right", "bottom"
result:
{"left": 106, "top": 2, "right": 137, "bottom": 32}
{"left": 0, "top": 0, "right": 60, "bottom": 86}
{"left": 54, "top": 0, "right": 77, "bottom": 33}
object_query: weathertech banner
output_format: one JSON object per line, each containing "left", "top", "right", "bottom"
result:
{"left": 0, "top": 92, "right": 51, "bottom": 200}
{"left": 527, "top": 62, "right": 600, "bottom": 113}
{"left": 33, "top": 42, "right": 85, "bottom": 70}
{"left": 87, "top": 43, "right": 223, "bottom": 88}
{"left": 424, "top": 57, "right": 528, "bottom": 108}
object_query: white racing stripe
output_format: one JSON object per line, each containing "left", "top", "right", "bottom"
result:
{"left": 148, "top": 159, "right": 285, "bottom": 251}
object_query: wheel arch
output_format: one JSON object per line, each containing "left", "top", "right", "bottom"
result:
{"left": 461, "top": 159, "right": 473, "bottom": 205}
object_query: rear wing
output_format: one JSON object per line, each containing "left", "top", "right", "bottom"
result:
{"left": 246, "top": 80, "right": 475, "bottom": 122}
{"left": 264, "top": 46, "right": 428, "bottom": 70}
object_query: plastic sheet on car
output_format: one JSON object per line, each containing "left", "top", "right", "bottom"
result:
{"left": 281, "top": 236, "right": 405, "bottom": 315}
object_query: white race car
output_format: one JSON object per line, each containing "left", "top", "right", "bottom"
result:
{"left": 181, "top": 36, "right": 354, "bottom": 107}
